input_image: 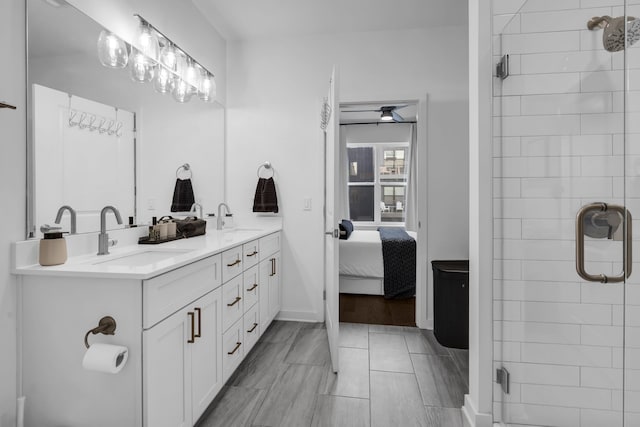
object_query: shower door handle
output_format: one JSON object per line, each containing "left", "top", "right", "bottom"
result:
{"left": 576, "top": 202, "right": 632, "bottom": 283}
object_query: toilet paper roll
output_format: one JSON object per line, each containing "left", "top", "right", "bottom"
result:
{"left": 82, "top": 343, "right": 128, "bottom": 374}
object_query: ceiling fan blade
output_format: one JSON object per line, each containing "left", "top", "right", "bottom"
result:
{"left": 391, "top": 110, "right": 405, "bottom": 122}
{"left": 341, "top": 109, "right": 382, "bottom": 113}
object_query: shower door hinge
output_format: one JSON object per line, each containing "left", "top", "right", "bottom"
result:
{"left": 496, "top": 54, "right": 510, "bottom": 80}
{"left": 496, "top": 367, "right": 510, "bottom": 394}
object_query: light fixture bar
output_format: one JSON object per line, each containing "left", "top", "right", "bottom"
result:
{"left": 133, "top": 14, "right": 215, "bottom": 78}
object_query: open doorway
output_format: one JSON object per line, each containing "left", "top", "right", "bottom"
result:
{"left": 337, "top": 100, "right": 422, "bottom": 327}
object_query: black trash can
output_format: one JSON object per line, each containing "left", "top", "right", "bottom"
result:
{"left": 431, "top": 260, "right": 469, "bottom": 349}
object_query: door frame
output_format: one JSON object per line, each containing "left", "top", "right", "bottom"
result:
{"left": 338, "top": 94, "right": 429, "bottom": 329}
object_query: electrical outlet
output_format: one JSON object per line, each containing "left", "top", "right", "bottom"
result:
{"left": 147, "top": 198, "right": 155, "bottom": 210}
{"left": 303, "top": 198, "right": 312, "bottom": 211}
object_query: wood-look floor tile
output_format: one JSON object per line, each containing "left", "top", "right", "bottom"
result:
{"left": 424, "top": 406, "right": 463, "bottom": 427}
{"left": 311, "top": 395, "right": 370, "bottom": 427}
{"left": 411, "top": 354, "right": 467, "bottom": 407}
{"left": 369, "top": 333, "right": 413, "bottom": 373}
{"left": 339, "top": 322, "right": 369, "bottom": 349}
{"left": 408, "top": 329, "right": 451, "bottom": 356}
{"left": 252, "top": 363, "right": 325, "bottom": 427}
{"left": 368, "top": 324, "right": 418, "bottom": 334}
{"left": 259, "top": 320, "right": 303, "bottom": 345}
{"left": 284, "top": 326, "right": 331, "bottom": 366}
{"left": 227, "top": 341, "right": 290, "bottom": 389}
{"left": 370, "top": 371, "right": 429, "bottom": 427}
{"left": 196, "top": 385, "right": 265, "bottom": 427}
{"left": 319, "top": 347, "right": 369, "bottom": 399}
{"left": 448, "top": 348, "right": 469, "bottom": 386}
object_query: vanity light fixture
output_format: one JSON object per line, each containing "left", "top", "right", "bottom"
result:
{"left": 380, "top": 109, "right": 394, "bottom": 121}
{"left": 96, "top": 14, "right": 216, "bottom": 104}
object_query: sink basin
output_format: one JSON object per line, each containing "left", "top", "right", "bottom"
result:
{"left": 92, "top": 249, "right": 191, "bottom": 267}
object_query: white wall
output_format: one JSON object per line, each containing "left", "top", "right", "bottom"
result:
{"left": 0, "top": 0, "right": 25, "bottom": 423}
{"left": 226, "top": 26, "right": 469, "bottom": 323}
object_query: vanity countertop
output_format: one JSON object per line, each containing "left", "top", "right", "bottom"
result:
{"left": 12, "top": 223, "right": 282, "bottom": 280}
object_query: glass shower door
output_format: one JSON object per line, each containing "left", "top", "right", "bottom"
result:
{"left": 493, "top": 1, "right": 638, "bottom": 425}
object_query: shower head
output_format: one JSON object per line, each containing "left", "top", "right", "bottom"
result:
{"left": 587, "top": 15, "right": 640, "bottom": 52}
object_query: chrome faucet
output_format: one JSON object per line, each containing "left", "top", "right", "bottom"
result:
{"left": 98, "top": 206, "right": 123, "bottom": 255}
{"left": 54, "top": 205, "right": 77, "bottom": 234}
{"left": 190, "top": 202, "right": 203, "bottom": 219}
{"left": 217, "top": 203, "right": 231, "bottom": 230}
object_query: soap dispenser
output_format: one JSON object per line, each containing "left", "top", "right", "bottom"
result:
{"left": 39, "top": 231, "right": 68, "bottom": 266}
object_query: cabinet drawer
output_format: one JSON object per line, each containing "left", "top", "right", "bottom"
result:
{"left": 143, "top": 255, "right": 221, "bottom": 329}
{"left": 222, "top": 275, "right": 243, "bottom": 332}
{"left": 259, "top": 232, "right": 281, "bottom": 261}
{"left": 243, "top": 304, "right": 260, "bottom": 354}
{"left": 242, "top": 265, "right": 259, "bottom": 312}
{"left": 222, "top": 320, "right": 243, "bottom": 382}
{"left": 222, "top": 245, "right": 243, "bottom": 282}
{"left": 243, "top": 239, "right": 260, "bottom": 269}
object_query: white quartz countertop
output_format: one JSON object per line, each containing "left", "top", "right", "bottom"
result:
{"left": 12, "top": 224, "right": 281, "bottom": 280}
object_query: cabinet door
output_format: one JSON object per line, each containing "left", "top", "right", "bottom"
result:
{"left": 143, "top": 306, "right": 192, "bottom": 427}
{"left": 259, "top": 259, "right": 272, "bottom": 333}
{"left": 269, "top": 253, "right": 281, "bottom": 322}
{"left": 190, "top": 288, "right": 223, "bottom": 423}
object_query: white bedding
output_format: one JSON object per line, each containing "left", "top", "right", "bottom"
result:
{"left": 339, "top": 229, "right": 417, "bottom": 279}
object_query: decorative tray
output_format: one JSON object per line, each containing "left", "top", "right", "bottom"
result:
{"left": 138, "top": 235, "right": 184, "bottom": 245}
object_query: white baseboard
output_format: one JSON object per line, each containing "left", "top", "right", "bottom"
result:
{"left": 462, "top": 395, "right": 493, "bottom": 427}
{"left": 275, "top": 309, "right": 322, "bottom": 323}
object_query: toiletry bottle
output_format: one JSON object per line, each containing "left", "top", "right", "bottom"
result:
{"left": 39, "top": 231, "right": 68, "bottom": 266}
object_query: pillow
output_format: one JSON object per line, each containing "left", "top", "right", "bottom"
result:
{"left": 338, "top": 219, "right": 353, "bottom": 240}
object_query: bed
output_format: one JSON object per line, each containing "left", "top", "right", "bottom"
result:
{"left": 339, "top": 229, "right": 417, "bottom": 297}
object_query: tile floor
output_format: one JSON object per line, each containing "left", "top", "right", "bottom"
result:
{"left": 196, "top": 321, "right": 468, "bottom": 427}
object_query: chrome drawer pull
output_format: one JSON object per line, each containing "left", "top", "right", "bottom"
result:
{"left": 246, "top": 250, "right": 258, "bottom": 257}
{"left": 246, "top": 283, "right": 258, "bottom": 292}
{"left": 227, "top": 258, "right": 241, "bottom": 267}
{"left": 247, "top": 323, "right": 258, "bottom": 333}
{"left": 187, "top": 312, "right": 195, "bottom": 343}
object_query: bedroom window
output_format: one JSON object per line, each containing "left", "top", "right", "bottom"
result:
{"left": 347, "top": 143, "right": 409, "bottom": 224}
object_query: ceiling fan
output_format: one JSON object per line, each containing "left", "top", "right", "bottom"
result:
{"left": 342, "top": 105, "right": 409, "bottom": 122}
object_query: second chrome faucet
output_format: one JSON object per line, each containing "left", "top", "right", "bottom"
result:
{"left": 98, "top": 206, "right": 123, "bottom": 255}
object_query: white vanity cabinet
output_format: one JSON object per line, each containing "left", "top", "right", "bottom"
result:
{"left": 258, "top": 232, "right": 282, "bottom": 333}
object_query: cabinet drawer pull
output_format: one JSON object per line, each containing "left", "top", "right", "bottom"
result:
{"left": 270, "top": 258, "right": 276, "bottom": 276}
{"left": 247, "top": 322, "right": 258, "bottom": 333}
{"left": 227, "top": 296, "right": 242, "bottom": 307}
{"left": 246, "top": 283, "right": 258, "bottom": 292}
{"left": 194, "top": 307, "right": 201, "bottom": 338}
{"left": 227, "top": 259, "right": 241, "bottom": 267}
{"left": 246, "top": 250, "right": 258, "bottom": 257}
{"left": 187, "top": 312, "right": 195, "bottom": 343}
{"left": 227, "top": 341, "right": 242, "bottom": 355}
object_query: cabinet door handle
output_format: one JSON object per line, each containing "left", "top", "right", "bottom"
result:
{"left": 247, "top": 322, "right": 258, "bottom": 333}
{"left": 194, "top": 307, "right": 201, "bottom": 338}
{"left": 246, "top": 283, "right": 258, "bottom": 292}
{"left": 246, "top": 250, "right": 258, "bottom": 257}
{"left": 227, "top": 341, "right": 242, "bottom": 355}
{"left": 227, "top": 296, "right": 242, "bottom": 307}
{"left": 270, "top": 258, "right": 275, "bottom": 276}
{"left": 227, "top": 258, "right": 241, "bottom": 267}
{"left": 187, "top": 312, "right": 195, "bottom": 343}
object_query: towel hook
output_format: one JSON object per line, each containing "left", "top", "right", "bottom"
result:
{"left": 84, "top": 316, "right": 117, "bottom": 348}
{"left": 176, "top": 163, "right": 192, "bottom": 179}
{"left": 257, "top": 161, "right": 274, "bottom": 178}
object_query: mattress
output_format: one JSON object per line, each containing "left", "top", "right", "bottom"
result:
{"left": 339, "top": 229, "right": 417, "bottom": 278}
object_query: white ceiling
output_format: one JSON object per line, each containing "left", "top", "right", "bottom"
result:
{"left": 192, "top": 0, "right": 467, "bottom": 41}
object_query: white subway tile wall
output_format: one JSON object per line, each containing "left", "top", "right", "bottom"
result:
{"left": 493, "top": 0, "right": 640, "bottom": 425}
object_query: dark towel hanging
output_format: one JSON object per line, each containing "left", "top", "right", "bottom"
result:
{"left": 253, "top": 177, "right": 279, "bottom": 213}
{"left": 171, "top": 178, "right": 195, "bottom": 212}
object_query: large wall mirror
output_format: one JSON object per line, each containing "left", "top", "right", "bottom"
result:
{"left": 27, "top": 0, "right": 225, "bottom": 239}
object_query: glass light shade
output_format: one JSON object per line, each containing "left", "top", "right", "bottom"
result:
{"left": 184, "top": 59, "right": 199, "bottom": 92}
{"left": 174, "top": 50, "right": 188, "bottom": 80}
{"left": 199, "top": 70, "right": 216, "bottom": 102}
{"left": 97, "top": 30, "right": 129, "bottom": 68}
{"left": 158, "top": 43, "right": 177, "bottom": 71}
{"left": 153, "top": 66, "right": 173, "bottom": 93}
{"left": 129, "top": 49, "right": 156, "bottom": 83}
{"left": 172, "top": 79, "right": 194, "bottom": 103}
{"left": 137, "top": 22, "right": 159, "bottom": 61}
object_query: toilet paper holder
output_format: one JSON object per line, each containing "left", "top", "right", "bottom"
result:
{"left": 84, "top": 316, "right": 117, "bottom": 348}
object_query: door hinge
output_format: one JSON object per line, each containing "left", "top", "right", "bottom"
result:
{"left": 496, "top": 367, "right": 510, "bottom": 394}
{"left": 496, "top": 54, "right": 509, "bottom": 80}
{"left": 323, "top": 290, "right": 326, "bottom": 301}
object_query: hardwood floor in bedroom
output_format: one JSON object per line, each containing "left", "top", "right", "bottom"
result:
{"left": 339, "top": 293, "right": 416, "bottom": 326}
{"left": 196, "top": 321, "right": 467, "bottom": 427}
